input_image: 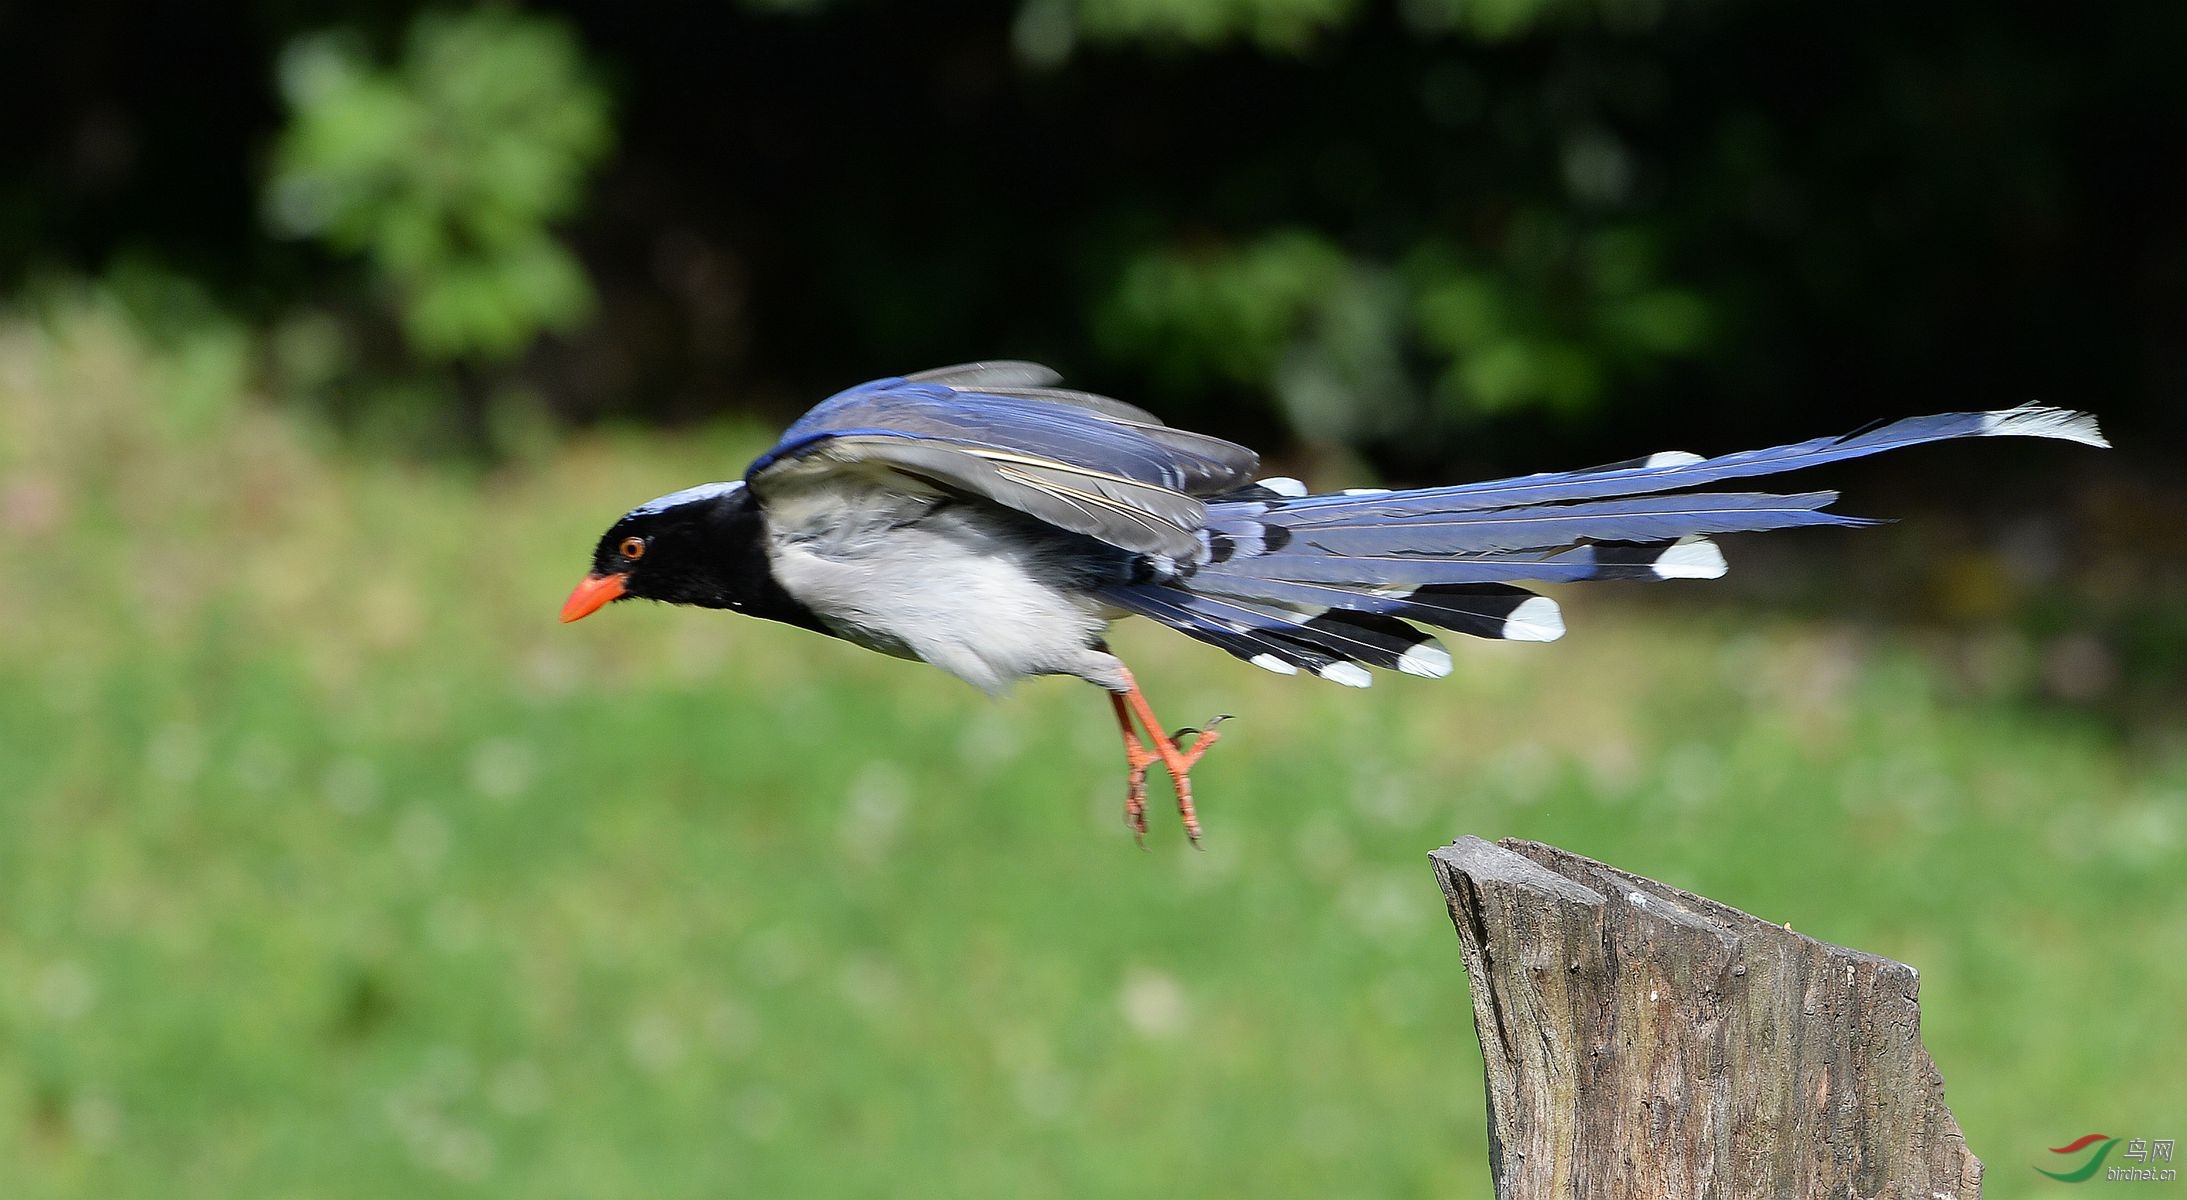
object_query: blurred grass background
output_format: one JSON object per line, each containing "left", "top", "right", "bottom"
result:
{"left": 3, "top": 1, "right": 2186, "bottom": 1195}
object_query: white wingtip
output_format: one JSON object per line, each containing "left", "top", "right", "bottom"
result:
{"left": 1652, "top": 536, "right": 1728, "bottom": 580}
{"left": 1979, "top": 406, "right": 2109, "bottom": 449}
{"left": 1248, "top": 653, "right": 1299, "bottom": 676}
{"left": 1502, "top": 596, "right": 1566, "bottom": 642}
{"left": 1317, "top": 661, "right": 1373, "bottom": 688}
{"left": 1644, "top": 450, "right": 1705, "bottom": 469}
{"left": 1257, "top": 476, "right": 1309, "bottom": 498}
{"left": 1397, "top": 641, "right": 1453, "bottom": 679}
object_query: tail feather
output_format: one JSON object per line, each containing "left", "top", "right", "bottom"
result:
{"left": 1272, "top": 405, "right": 2104, "bottom": 521}
{"left": 1192, "top": 536, "right": 1726, "bottom": 587}
{"left": 1102, "top": 584, "right": 1367, "bottom": 684}
{"left": 1250, "top": 607, "right": 1448, "bottom": 679}
{"left": 1281, "top": 491, "right": 1870, "bottom": 555}
{"left": 1188, "top": 576, "right": 1565, "bottom": 643}
{"left": 1116, "top": 407, "right": 2105, "bottom": 683}
{"left": 1104, "top": 585, "right": 1453, "bottom": 685}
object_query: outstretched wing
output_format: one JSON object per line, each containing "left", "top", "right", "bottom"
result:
{"left": 744, "top": 364, "right": 1259, "bottom": 556}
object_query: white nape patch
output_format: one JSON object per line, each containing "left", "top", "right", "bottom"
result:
{"left": 1644, "top": 450, "right": 1705, "bottom": 469}
{"left": 1341, "top": 487, "right": 1392, "bottom": 496}
{"left": 1249, "top": 653, "right": 1299, "bottom": 676}
{"left": 1317, "top": 661, "right": 1373, "bottom": 688}
{"left": 1257, "top": 476, "right": 1308, "bottom": 498}
{"left": 1502, "top": 596, "right": 1566, "bottom": 642}
{"left": 1979, "top": 405, "right": 2110, "bottom": 448}
{"left": 1652, "top": 536, "right": 1728, "bottom": 580}
{"left": 1397, "top": 641, "right": 1453, "bottom": 679}
{"left": 628, "top": 480, "right": 745, "bottom": 517}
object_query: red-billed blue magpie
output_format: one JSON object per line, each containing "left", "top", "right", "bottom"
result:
{"left": 562, "top": 361, "right": 2107, "bottom": 843}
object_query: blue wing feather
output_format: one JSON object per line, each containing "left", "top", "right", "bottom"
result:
{"left": 749, "top": 376, "right": 1256, "bottom": 495}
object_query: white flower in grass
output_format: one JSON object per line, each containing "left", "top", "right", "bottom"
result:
{"left": 1119, "top": 966, "right": 1189, "bottom": 1040}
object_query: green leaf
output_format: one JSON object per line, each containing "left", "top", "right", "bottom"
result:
{"left": 265, "top": 9, "right": 613, "bottom": 363}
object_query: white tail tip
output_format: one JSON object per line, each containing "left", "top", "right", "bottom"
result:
{"left": 1397, "top": 641, "right": 1453, "bottom": 679}
{"left": 1979, "top": 405, "right": 2109, "bottom": 449}
{"left": 1317, "top": 661, "right": 1373, "bottom": 688}
{"left": 1653, "top": 536, "right": 1728, "bottom": 580}
{"left": 1502, "top": 596, "right": 1566, "bottom": 642}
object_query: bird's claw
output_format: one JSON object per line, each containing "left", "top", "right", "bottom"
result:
{"left": 1111, "top": 686, "right": 1227, "bottom": 848}
{"left": 1171, "top": 714, "right": 1232, "bottom": 753}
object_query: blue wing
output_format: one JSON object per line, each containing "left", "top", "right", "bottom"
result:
{"left": 745, "top": 363, "right": 1259, "bottom": 556}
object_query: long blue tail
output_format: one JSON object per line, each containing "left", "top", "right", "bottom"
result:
{"left": 1102, "top": 405, "right": 2106, "bottom": 686}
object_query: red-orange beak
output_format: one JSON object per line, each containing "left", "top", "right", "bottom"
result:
{"left": 560, "top": 572, "right": 627, "bottom": 623}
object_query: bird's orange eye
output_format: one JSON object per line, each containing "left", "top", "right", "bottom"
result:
{"left": 618, "top": 536, "right": 646, "bottom": 560}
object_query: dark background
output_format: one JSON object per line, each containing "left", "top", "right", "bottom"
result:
{"left": 6, "top": 0, "right": 2184, "bottom": 464}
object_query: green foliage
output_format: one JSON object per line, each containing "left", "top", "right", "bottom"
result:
{"left": 82, "top": 265, "right": 257, "bottom": 439}
{"left": 1098, "top": 233, "right": 1413, "bottom": 443}
{"left": 1398, "top": 0, "right": 1669, "bottom": 41}
{"left": 1069, "top": 0, "right": 1364, "bottom": 52}
{"left": 14, "top": 0, "right": 2181, "bottom": 467}
{"left": 13, "top": 270, "right": 254, "bottom": 445}
{"left": 729, "top": 0, "right": 1656, "bottom": 51}
{"left": 1098, "top": 222, "right": 1710, "bottom": 434}
{"left": 265, "top": 9, "right": 613, "bottom": 362}
{"left": 1052, "top": 0, "right": 1650, "bottom": 51}
{"left": 1099, "top": 232, "right": 1352, "bottom": 390}
{"left": 1410, "top": 219, "right": 1710, "bottom": 417}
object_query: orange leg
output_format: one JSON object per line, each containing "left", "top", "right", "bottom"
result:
{"left": 1108, "top": 669, "right": 1228, "bottom": 846}
{"left": 1109, "top": 693, "right": 1157, "bottom": 842}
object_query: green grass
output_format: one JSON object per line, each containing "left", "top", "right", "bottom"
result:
{"left": 2, "top": 304, "right": 2182, "bottom": 1198}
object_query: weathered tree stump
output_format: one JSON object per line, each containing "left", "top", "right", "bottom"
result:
{"left": 1430, "top": 836, "right": 1980, "bottom": 1200}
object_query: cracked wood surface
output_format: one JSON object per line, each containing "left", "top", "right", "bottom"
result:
{"left": 1431, "top": 836, "right": 1980, "bottom": 1200}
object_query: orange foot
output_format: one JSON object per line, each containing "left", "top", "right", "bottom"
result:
{"left": 1108, "top": 672, "right": 1228, "bottom": 846}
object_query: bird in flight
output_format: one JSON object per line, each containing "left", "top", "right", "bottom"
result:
{"left": 561, "top": 361, "right": 2105, "bottom": 843}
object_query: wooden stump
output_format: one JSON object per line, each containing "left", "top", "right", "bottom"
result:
{"left": 1430, "top": 836, "right": 1981, "bottom": 1200}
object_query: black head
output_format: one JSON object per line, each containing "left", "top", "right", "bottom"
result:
{"left": 561, "top": 482, "right": 777, "bottom": 622}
